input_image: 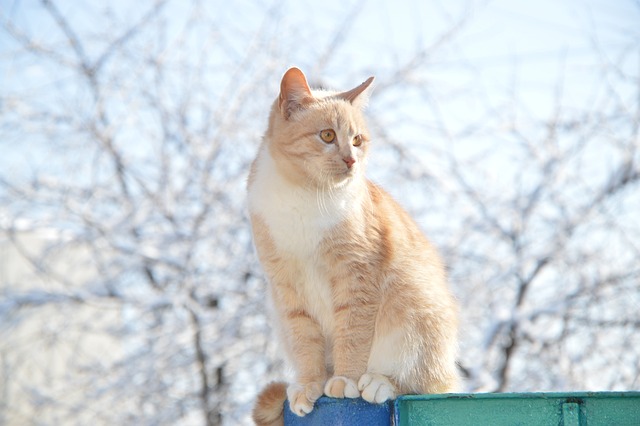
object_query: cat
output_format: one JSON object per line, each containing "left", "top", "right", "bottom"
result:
{"left": 248, "top": 67, "right": 460, "bottom": 425}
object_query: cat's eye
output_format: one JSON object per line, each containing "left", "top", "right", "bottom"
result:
{"left": 319, "top": 129, "right": 336, "bottom": 143}
{"left": 353, "top": 135, "right": 363, "bottom": 147}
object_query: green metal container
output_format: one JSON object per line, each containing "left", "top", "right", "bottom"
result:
{"left": 394, "top": 392, "right": 640, "bottom": 426}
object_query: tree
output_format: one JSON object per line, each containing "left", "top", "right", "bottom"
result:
{"left": 1, "top": 1, "right": 639, "bottom": 424}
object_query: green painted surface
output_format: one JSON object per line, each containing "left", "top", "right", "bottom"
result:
{"left": 562, "top": 402, "right": 580, "bottom": 426}
{"left": 394, "top": 392, "right": 640, "bottom": 426}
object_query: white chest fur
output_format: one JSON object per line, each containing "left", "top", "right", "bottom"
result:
{"left": 248, "top": 146, "right": 352, "bottom": 257}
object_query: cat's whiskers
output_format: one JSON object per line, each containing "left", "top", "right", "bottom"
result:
{"left": 319, "top": 169, "right": 333, "bottom": 217}
{"left": 316, "top": 179, "right": 327, "bottom": 217}
{"left": 307, "top": 163, "right": 328, "bottom": 216}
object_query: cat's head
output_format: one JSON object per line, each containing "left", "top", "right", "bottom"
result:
{"left": 265, "top": 67, "right": 374, "bottom": 188}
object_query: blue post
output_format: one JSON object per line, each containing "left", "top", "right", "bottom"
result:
{"left": 284, "top": 397, "right": 392, "bottom": 426}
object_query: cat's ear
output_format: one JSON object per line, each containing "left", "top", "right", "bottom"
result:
{"left": 337, "top": 76, "right": 375, "bottom": 108}
{"left": 279, "top": 67, "right": 314, "bottom": 120}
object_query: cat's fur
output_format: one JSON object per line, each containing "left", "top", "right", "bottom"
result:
{"left": 249, "top": 68, "right": 459, "bottom": 425}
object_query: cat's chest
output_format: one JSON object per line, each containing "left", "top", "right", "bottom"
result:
{"left": 248, "top": 151, "right": 350, "bottom": 256}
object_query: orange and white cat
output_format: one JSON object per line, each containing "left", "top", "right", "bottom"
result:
{"left": 249, "top": 68, "right": 459, "bottom": 425}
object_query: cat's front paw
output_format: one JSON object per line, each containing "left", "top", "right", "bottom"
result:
{"left": 287, "top": 382, "right": 324, "bottom": 417}
{"left": 358, "top": 373, "right": 396, "bottom": 403}
{"left": 324, "top": 376, "right": 360, "bottom": 399}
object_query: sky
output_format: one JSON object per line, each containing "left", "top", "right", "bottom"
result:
{"left": 1, "top": 0, "right": 637, "bottom": 87}
{"left": 1, "top": 0, "right": 636, "bottom": 171}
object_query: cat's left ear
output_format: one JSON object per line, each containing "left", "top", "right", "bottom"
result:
{"left": 337, "top": 76, "right": 375, "bottom": 108}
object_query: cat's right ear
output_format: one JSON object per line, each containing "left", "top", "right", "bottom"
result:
{"left": 279, "top": 67, "right": 314, "bottom": 120}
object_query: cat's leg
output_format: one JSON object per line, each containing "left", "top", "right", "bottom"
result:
{"left": 358, "top": 326, "right": 403, "bottom": 403}
{"left": 324, "top": 274, "right": 378, "bottom": 399}
{"left": 276, "top": 300, "right": 327, "bottom": 415}
{"left": 269, "top": 275, "right": 328, "bottom": 416}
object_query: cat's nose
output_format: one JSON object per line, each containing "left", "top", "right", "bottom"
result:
{"left": 343, "top": 157, "right": 356, "bottom": 169}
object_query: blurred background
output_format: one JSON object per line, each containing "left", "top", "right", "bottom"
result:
{"left": 1, "top": 0, "right": 639, "bottom": 424}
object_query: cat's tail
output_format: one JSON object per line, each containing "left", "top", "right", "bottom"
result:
{"left": 252, "top": 381, "right": 287, "bottom": 426}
